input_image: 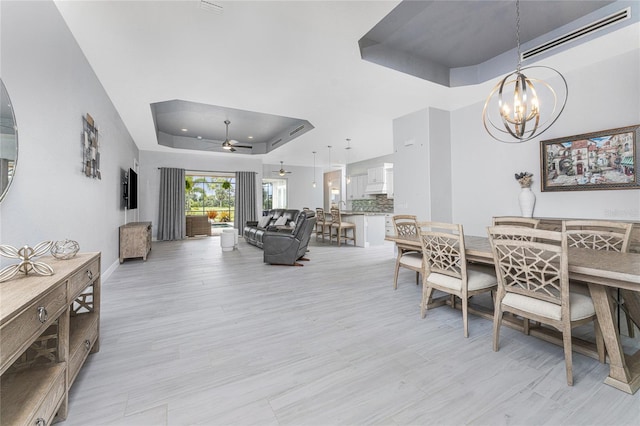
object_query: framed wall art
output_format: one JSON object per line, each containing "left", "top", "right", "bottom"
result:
{"left": 82, "top": 113, "right": 101, "bottom": 179}
{"left": 540, "top": 124, "right": 639, "bottom": 192}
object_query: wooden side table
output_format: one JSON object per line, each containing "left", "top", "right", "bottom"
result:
{"left": 119, "top": 222, "right": 152, "bottom": 263}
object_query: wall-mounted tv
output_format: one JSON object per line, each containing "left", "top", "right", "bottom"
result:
{"left": 123, "top": 168, "right": 138, "bottom": 209}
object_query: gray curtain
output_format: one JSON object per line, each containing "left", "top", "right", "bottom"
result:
{"left": 158, "top": 167, "right": 186, "bottom": 241}
{"left": 234, "top": 171, "right": 257, "bottom": 235}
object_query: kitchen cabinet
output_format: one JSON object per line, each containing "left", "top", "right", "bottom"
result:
{"left": 385, "top": 213, "right": 395, "bottom": 237}
{"left": 385, "top": 169, "right": 394, "bottom": 198}
{"left": 367, "top": 166, "right": 385, "bottom": 184}
{"left": 347, "top": 175, "right": 370, "bottom": 200}
{"left": 341, "top": 213, "right": 387, "bottom": 247}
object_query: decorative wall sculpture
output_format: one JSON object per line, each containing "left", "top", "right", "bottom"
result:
{"left": 82, "top": 113, "right": 101, "bottom": 179}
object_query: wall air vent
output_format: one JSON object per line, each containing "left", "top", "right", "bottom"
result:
{"left": 289, "top": 125, "right": 305, "bottom": 136}
{"left": 271, "top": 138, "right": 283, "bottom": 146}
{"left": 522, "top": 7, "right": 630, "bottom": 61}
{"left": 200, "top": 0, "right": 223, "bottom": 14}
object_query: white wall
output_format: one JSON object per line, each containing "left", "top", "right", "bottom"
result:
{"left": 262, "top": 163, "right": 322, "bottom": 211}
{"left": 428, "top": 108, "right": 452, "bottom": 222}
{"left": 392, "top": 108, "right": 431, "bottom": 219}
{"left": 0, "top": 0, "right": 139, "bottom": 276}
{"left": 451, "top": 49, "right": 640, "bottom": 236}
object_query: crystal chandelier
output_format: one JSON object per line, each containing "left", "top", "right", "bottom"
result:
{"left": 482, "top": 0, "right": 568, "bottom": 143}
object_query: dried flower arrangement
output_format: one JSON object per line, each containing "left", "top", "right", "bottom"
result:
{"left": 515, "top": 172, "right": 533, "bottom": 188}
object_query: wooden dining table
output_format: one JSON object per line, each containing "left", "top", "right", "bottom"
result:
{"left": 386, "top": 233, "right": 640, "bottom": 394}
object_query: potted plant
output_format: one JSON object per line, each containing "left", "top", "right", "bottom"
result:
{"left": 222, "top": 180, "right": 232, "bottom": 220}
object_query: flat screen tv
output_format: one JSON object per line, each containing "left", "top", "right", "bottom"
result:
{"left": 126, "top": 168, "right": 138, "bottom": 209}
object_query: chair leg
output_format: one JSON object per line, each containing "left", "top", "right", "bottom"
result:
{"left": 415, "top": 271, "right": 419, "bottom": 285}
{"left": 462, "top": 297, "right": 469, "bottom": 338}
{"left": 393, "top": 261, "right": 401, "bottom": 290}
{"left": 421, "top": 285, "right": 434, "bottom": 318}
{"left": 493, "top": 305, "right": 503, "bottom": 352}
{"left": 523, "top": 318, "right": 530, "bottom": 335}
{"left": 562, "top": 323, "right": 574, "bottom": 386}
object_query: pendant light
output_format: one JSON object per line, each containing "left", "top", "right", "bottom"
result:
{"left": 327, "top": 146, "right": 332, "bottom": 187}
{"left": 312, "top": 151, "right": 317, "bottom": 188}
{"left": 345, "top": 139, "right": 353, "bottom": 184}
{"left": 482, "top": 0, "right": 567, "bottom": 143}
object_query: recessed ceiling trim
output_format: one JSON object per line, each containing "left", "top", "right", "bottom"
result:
{"left": 200, "top": 0, "right": 223, "bottom": 14}
{"left": 522, "top": 7, "right": 630, "bottom": 60}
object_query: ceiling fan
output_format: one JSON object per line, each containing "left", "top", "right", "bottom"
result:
{"left": 221, "top": 119, "right": 252, "bottom": 152}
{"left": 273, "top": 161, "right": 292, "bottom": 176}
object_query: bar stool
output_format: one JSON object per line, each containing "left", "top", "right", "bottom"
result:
{"left": 329, "top": 208, "right": 356, "bottom": 247}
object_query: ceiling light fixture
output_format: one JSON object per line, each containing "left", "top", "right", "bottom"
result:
{"left": 482, "top": 0, "right": 568, "bottom": 143}
{"left": 327, "top": 146, "right": 332, "bottom": 187}
{"left": 312, "top": 151, "right": 317, "bottom": 188}
{"left": 222, "top": 119, "right": 235, "bottom": 150}
{"left": 345, "top": 138, "right": 352, "bottom": 184}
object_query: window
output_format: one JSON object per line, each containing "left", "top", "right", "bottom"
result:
{"left": 262, "top": 178, "right": 287, "bottom": 212}
{"left": 186, "top": 172, "right": 235, "bottom": 223}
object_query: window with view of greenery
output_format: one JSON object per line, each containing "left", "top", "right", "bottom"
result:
{"left": 186, "top": 173, "right": 235, "bottom": 222}
{"left": 262, "top": 178, "right": 287, "bottom": 212}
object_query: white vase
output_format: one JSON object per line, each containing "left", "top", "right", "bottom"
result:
{"left": 518, "top": 187, "right": 536, "bottom": 218}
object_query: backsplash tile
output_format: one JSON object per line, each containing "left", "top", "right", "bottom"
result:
{"left": 352, "top": 195, "right": 394, "bottom": 212}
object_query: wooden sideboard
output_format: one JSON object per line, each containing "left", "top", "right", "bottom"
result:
{"left": 0, "top": 252, "right": 101, "bottom": 424}
{"left": 119, "top": 221, "right": 152, "bottom": 263}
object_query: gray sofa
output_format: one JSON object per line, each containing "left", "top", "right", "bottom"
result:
{"left": 244, "top": 209, "right": 301, "bottom": 248}
{"left": 263, "top": 210, "right": 316, "bottom": 266}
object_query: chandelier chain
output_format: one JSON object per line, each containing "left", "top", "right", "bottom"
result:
{"left": 516, "top": 0, "right": 521, "bottom": 72}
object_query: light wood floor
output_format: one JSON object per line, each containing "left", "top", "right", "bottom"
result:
{"left": 62, "top": 237, "right": 639, "bottom": 425}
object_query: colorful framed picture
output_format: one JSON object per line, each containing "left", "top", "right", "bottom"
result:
{"left": 540, "top": 125, "right": 639, "bottom": 192}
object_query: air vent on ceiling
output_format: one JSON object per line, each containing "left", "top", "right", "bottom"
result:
{"left": 522, "top": 7, "right": 630, "bottom": 61}
{"left": 272, "top": 138, "right": 283, "bottom": 146}
{"left": 200, "top": 0, "right": 223, "bottom": 14}
{"left": 289, "top": 125, "right": 305, "bottom": 136}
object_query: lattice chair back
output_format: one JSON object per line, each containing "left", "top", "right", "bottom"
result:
{"left": 488, "top": 226, "right": 567, "bottom": 306}
{"left": 330, "top": 208, "right": 341, "bottom": 224}
{"left": 563, "top": 220, "right": 632, "bottom": 253}
{"left": 491, "top": 217, "right": 540, "bottom": 241}
{"left": 392, "top": 215, "right": 418, "bottom": 237}
{"left": 418, "top": 222, "right": 466, "bottom": 280}
{"left": 315, "top": 208, "right": 325, "bottom": 223}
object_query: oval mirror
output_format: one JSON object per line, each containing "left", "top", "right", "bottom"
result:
{"left": 0, "top": 78, "right": 18, "bottom": 203}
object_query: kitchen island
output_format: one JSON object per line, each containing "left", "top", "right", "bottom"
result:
{"left": 339, "top": 211, "right": 390, "bottom": 248}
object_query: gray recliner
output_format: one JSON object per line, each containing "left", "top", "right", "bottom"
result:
{"left": 263, "top": 210, "right": 316, "bottom": 266}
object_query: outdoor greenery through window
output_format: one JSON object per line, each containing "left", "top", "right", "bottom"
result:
{"left": 186, "top": 173, "right": 235, "bottom": 223}
{"left": 262, "top": 178, "right": 287, "bottom": 212}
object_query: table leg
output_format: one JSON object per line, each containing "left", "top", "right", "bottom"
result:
{"left": 588, "top": 283, "right": 635, "bottom": 393}
{"left": 620, "top": 289, "right": 640, "bottom": 332}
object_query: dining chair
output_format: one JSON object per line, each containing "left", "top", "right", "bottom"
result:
{"left": 329, "top": 208, "right": 356, "bottom": 247}
{"left": 392, "top": 215, "right": 422, "bottom": 290}
{"left": 488, "top": 226, "right": 605, "bottom": 386}
{"left": 492, "top": 216, "right": 540, "bottom": 228}
{"left": 315, "top": 207, "right": 325, "bottom": 241}
{"left": 563, "top": 220, "right": 636, "bottom": 337}
{"left": 419, "top": 221, "right": 497, "bottom": 337}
